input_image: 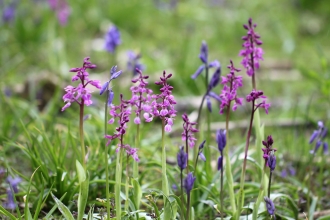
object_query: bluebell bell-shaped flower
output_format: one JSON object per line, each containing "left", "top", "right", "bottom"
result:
{"left": 216, "top": 129, "right": 226, "bottom": 153}
{"left": 184, "top": 172, "right": 196, "bottom": 194}
{"left": 127, "top": 51, "right": 145, "bottom": 76}
{"left": 268, "top": 152, "right": 276, "bottom": 171}
{"left": 7, "top": 176, "right": 21, "bottom": 193}
{"left": 309, "top": 121, "right": 328, "bottom": 155}
{"left": 104, "top": 26, "right": 121, "bottom": 53}
{"left": 4, "top": 189, "right": 16, "bottom": 210}
{"left": 177, "top": 146, "right": 187, "bottom": 170}
{"left": 199, "top": 41, "right": 208, "bottom": 64}
{"left": 100, "top": 66, "right": 122, "bottom": 106}
{"left": 2, "top": 2, "right": 16, "bottom": 23}
{"left": 264, "top": 197, "right": 275, "bottom": 215}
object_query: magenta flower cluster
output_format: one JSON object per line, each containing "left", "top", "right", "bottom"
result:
{"left": 105, "top": 94, "right": 139, "bottom": 162}
{"left": 246, "top": 89, "right": 271, "bottom": 114}
{"left": 143, "top": 71, "right": 177, "bottom": 132}
{"left": 181, "top": 113, "right": 199, "bottom": 148}
{"left": 129, "top": 69, "right": 153, "bottom": 125}
{"left": 62, "top": 57, "right": 101, "bottom": 111}
{"left": 219, "top": 60, "right": 244, "bottom": 114}
{"left": 239, "top": 18, "right": 264, "bottom": 76}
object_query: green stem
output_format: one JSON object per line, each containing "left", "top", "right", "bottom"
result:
{"left": 252, "top": 164, "right": 267, "bottom": 220}
{"left": 224, "top": 106, "right": 237, "bottom": 217}
{"left": 180, "top": 169, "right": 185, "bottom": 218}
{"left": 115, "top": 147, "right": 123, "bottom": 220}
{"left": 125, "top": 155, "right": 129, "bottom": 210}
{"left": 133, "top": 124, "right": 140, "bottom": 179}
{"left": 237, "top": 101, "right": 255, "bottom": 218}
{"left": 161, "top": 118, "right": 169, "bottom": 196}
{"left": 79, "top": 103, "right": 86, "bottom": 170}
{"left": 104, "top": 93, "right": 111, "bottom": 220}
{"left": 268, "top": 171, "right": 272, "bottom": 198}
{"left": 186, "top": 192, "right": 191, "bottom": 220}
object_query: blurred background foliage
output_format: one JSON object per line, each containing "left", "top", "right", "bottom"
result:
{"left": 0, "top": 0, "right": 330, "bottom": 216}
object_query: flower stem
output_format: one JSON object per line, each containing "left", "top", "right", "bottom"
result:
{"left": 133, "top": 124, "right": 140, "bottom": 178}
{"left": 268, "top": 171, "right": 272, "bottom": 198}
{"left": 237, "top": 101, "right": 255, "bottom": 217}
{"left": 180, "top": 169, "right": 184, "bottom": 217}
{"left": 252, "top": 164, "right": 267, "bottom": 220}
{"left": 79, "top": 103, "right": 86, "bottom": 170}
{"left": 104, "top": 95, "right": 111, "bottom": 220}
{"left": 224, "top": 105, "right": 237, "bottom": 217}
{"left": 187, "top": 192, "right": 191, "bottom": 220}
{"left": 115, "top": 146, "right": 123, "bottom": 220}
{"left": 125, "top": 155, "right": 130, "bottom": 210}
{"left": 161, "top": 118, "right": 170, "bottom": 220}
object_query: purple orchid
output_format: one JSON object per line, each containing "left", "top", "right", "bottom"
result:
{"left": 48, "top": 0, "right": 70, "bottom": 26}
{"left": 219, "top": 60, "right": 244, "bottom": 114}
{"left": 246, "top": 89, "right": 271, "bottom": 114}
{"left": 129, "top": 69, "right": 153, "bottom": 125}
{"left": 143, "top": 71, "right": 177, "bottom": 132}
{"left": 182, "top": 113, "right": 199, "bottom": 148}
{"left": 62, "top": 57, "right": 101, "bottom": 111}
{"left": 239, "top": 18, "right": 264, "bottom": 76}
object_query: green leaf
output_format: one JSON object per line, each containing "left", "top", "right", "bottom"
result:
{"left": 0, "top": 205, "right": 17, "bottom": 220}
{"left": 77, "top": 172, "right": 89, "bottom": 220}
{"left": 76, "top": 160, "right": 86, "bottom": 184}
{"left": 270, "top": 193, "right": 299, "bottom": 219}
{"left": 51, "top": 193, "right": 75, "bottom": 220}
{"left": 131, "top": 178, "right": 142, "bottom": 210}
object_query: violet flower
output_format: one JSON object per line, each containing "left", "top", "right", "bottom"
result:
{"left": 268, "top": 152, "right": 276, "bottom": 172}
{"left": 129, "top": 68, "right": 153, "bottom": 124}
{"left": 182, "top": 113, "right": 199, "bottom": 148}
{"left": 62, "top": 57, "right": 101, "bottom": 111}
{"left": 7, "top": 176, "right": 21, "bottom": 193}
{"left": 48, "top": 0, "right": 70, "bottom": 26}
{"left": 184, "top": 172, "right": 196, "bottom": 194}
{"left": 127, "top": 51, "right": 145, "bottom": 76}
{"left": 100, "top": 65, "right": 123, "bottom": 106}
{"left": 104, "top": 25, "right": 121, "bottom": 54}
{"left": 239, "top": 18, "right": 263, "bottom": 77}
{"left": 3, "top": 189, "right": 16, "bottom": 210}
{"left": 264, "top": 197, "right": 275, "bottom": 215}
{"left": 216, "top": 129, "right": 226, "bottom": 171}
{"left": 198, "top": 140, "right": 206, "bottom": 162}
{"left": 219, "top": 60, "right": 244, "bottom": 114}
{"left": 177, "top": 146, "right": 187, "bottom": 170}
{"left": 246, "top": 89, "right": 271, "bottom": 114}
{"left": 309, "top": 121, "right": 328, "bottom": 155}
{"left": 144, "top": 71, "right": 177, "bottom": 132}
{"left": 261, "top": 135, "right": 277, "bottom": 166}
{"left": 2, "top": 2, "right": 16, "bottom": 23}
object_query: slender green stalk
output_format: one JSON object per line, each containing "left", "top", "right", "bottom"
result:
{"left": 133, "top": 124, "right": 140, "bottom": 178}
{"left": 220, "top": 156, "right": 223, "bottom": 220}
{"left": 204, "top": 65, "right": 212, "bottom": 180}
{"left": 224, "top": 105, "right": 237, "bottom": 217}
{"left": 180, "top": 169, "right": 185, "bottom": 218}
{"left": 268, "top": 171, "right": 272, "bottom": 198}
{"left": 186, "top": 192, "right": 191, "bottom": 220}
{"left": 115, "top": 146, "right": 123, "bottom": 220}
{"left": 252, "top": 164, "right": 267, "bottom": 220}
{"left": 237, "top": 101, "right": 255, "bottom": 217}
{"left": 161, "top": 118, "right": 170, "bottom": 220}
{"left": 79, "top": 103, "right": 86, "bottom": 170}
{"left": 161, "top": 118, "right": 169, "bottom": 196}
{"left": 104, "top": 94, "right": 111, "bottom": 220}
{"left": 125, "top": 155, "right": 130, "bottom": 210}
